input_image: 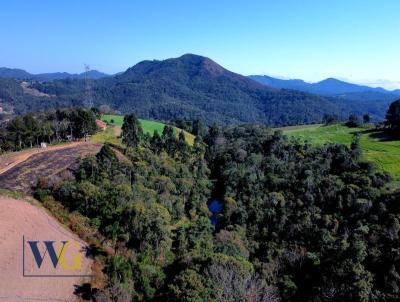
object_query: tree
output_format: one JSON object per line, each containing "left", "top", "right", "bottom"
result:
{"left": 150, "top": 130, "right": 163, "bottom": 154}
{"left": 96, "top": 144, "right": 118, "bottom": 171}
{"left": 385, "top": 99, "right": 400, "bottom": 129}
{"left": 121, "top": 113, "right": 143, "bottom": 147}
{"left": 162, "top": 125, "right": 175, "bottom": 140}
{"left": 179, "top": 130, "right": 186, "bottom": 143}
{"left": 6, "top": 116, "right": 26, "bottom": 149}
{"left": 346, "top": 114, "right": 362, "bottom": 128}
{"left": 205, "top": 254, "right": 280, "bottom": 302}
{"left": 323, "top": 114, "right": 338, "bottom": 125}
{"left": 70, "top": 108, "right": 97, "bottom": 140}
{"left": 363, "top": 113, "right": 371, "bottom": 124}
{"left": 168, "top": 269, "right": 208, "bottom": 302}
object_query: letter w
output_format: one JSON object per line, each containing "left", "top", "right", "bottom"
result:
{"left": 28, "top": 241, "right": 68, "bottom": 268}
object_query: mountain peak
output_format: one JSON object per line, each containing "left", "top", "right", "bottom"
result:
{"left": 175, "top": 54, "right": 226, "bottom": 76}
{"left": 122, "top": 54, "right": 235, "bottom": 81}
{"left": 319, "top": 77, "right": 343, "bottom": 83}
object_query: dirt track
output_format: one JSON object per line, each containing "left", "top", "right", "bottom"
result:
{"left": 0, "top": 196, "right": 92, "bottom": 301}
{"left": 0, "top": 143, "right": 101, "bottom": 193}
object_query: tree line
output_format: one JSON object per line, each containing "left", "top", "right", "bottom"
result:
{"left": 0, "top": 108, "right": 99, "bottom": 152}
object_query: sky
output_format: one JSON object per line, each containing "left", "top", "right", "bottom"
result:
{"left": 0, "top": 0, "right": 399, "bottom": 89}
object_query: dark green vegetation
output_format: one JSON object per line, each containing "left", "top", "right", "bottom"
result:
{"left": 0, "top": 108, "right": 98, "bottom": 152}
{"left": 385, "top": 100, "right": 400, "bottom": 130}
{"left": 34, "top": 110, "right": 400, "bottom": 301}
{"left": 0, "top": 54, "right": 365, "bottom": 126}
{"left": 121, "top": 114, "right": 143, "bottom": 147}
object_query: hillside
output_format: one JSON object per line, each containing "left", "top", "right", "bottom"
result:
{"left": 251, "top": 75, "right": 400, "bottom": 120}
{"left": 4, "top": 54, "right": 344, "bottom": 126}
{"left": 250, "top": 75, "right": 400, "bottom": 96}
{"left": 97, "top": 114, "right": 195, "bottom": 145}
{"left": 280, "top": 124, "right": 400, "bottom": 180}
{"left": 0, "top": 195, "right": 92, "bottom": 301}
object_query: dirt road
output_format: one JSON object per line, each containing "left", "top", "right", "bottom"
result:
{"left": 0, "top": 196, "right": 92, "bottom": 301}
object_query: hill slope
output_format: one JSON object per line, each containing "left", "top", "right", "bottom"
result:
{"left": 280, "top": 124, "right": 400, "bottom": 180}
{"left": 0, "top": 195, "right": 92, "bottom": 301}
{"left": 251, "top": 75, "right": 399, "bottom": 120}
{"left": 250, "top": 75, "right": 400, "bottom": 96}
{"left": 97, "top": 114, "right": 195, "bottom": 145}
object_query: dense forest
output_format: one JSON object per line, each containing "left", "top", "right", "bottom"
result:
{"left": 33, "top": 106, "right": 400, "bottom": 301}
{"left": 0, "top": 54, "right": 377, "bottom": 126}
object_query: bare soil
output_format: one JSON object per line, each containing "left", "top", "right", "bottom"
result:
{"left": 0, "top": 196, "right": 92, "bottom": 301}
{"left": 0, "top": 143, "right": 101, "bottom": 193}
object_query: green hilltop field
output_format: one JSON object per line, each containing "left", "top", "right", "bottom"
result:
{"left": 99, "top": 114, "right": 195, "bottom": 145}
{"left": 280, "top": 123, "right": 400, "bottom": 181}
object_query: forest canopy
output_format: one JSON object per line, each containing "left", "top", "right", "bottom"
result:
{"left": 34, "top": 116, "right": 400, "bottom": 301}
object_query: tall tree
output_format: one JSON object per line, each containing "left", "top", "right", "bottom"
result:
{"left": 385, "top": 99, "right": 400, "bottom": 129}
{"left": 121, "top": 113, "right": 143, "bottom": 147}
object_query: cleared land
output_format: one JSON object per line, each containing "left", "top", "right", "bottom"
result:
{"left": 0, "top": 143, "right": 101, "bottom": 193}
{"left": 281, "top": 124, "right": 400, "bottom": 180}
{"left": 101, "top": 114, "right": 195, "bottom": 145}
{"left": 0, "top": 195, "right": 92, "bottom": 302}
{"left": 91, "top": 126, "right": 122, "bottom": 146}
{"left": 0, "top": 142, "right": 85, "bottom": 175}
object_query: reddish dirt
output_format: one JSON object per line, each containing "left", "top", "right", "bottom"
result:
{"left": 0, "top": 196, "right": 92, "bottom": 301}
{"left": 0, "top": 143, "right": 102, "bottom": 193}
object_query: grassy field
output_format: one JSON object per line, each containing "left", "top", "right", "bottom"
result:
{"left": 91, "top": 127, "right": 122, "bottom": 146}
{"left": 101, "top": 114, "right": 195, "bottom": 145}
{"left": 280, "top": 124, "right": 400, "bottom": 180}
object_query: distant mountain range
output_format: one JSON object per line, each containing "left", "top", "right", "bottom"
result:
{"left": 0, "top": 67, "right": 109, "bottom": 81}
{"left": 0, "top": 54, "right": 399, "bottom": 125}
{"left": 249, "top": 75, "right": 400, "bottom": 96}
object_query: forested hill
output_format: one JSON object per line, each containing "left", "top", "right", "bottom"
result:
{"left": 2, "top": 54, "right": 342, "bottom": 126}
{"left": 250, "top": 75, "right": 400, "bottom": 120}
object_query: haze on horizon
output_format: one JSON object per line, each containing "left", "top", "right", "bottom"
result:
{"left": 0, "top": 0, "right": 399, "bottom": 89}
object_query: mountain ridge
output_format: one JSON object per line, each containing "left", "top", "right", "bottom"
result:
{"left": 1, "top": 54, "right": 397, "bottom": 124}
{"left": 5, "top": 54, "right": 341, "bottom": 126}
{"left": 250, "top": 75, "right": 400, "bottom": 96}
{"left": 0, "top": 67, "right": 109, "bottom": 81}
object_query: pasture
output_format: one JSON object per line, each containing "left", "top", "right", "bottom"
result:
{"left": 281, "top": 124, "right": 400, "bottom": 181}
{"left": 101, "top": 114, "right": 195, "bottom": 145}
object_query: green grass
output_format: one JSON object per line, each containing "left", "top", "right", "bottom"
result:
{"left": 101, "top": 114, "right": 125, "bottom": 126}
{"left": 91, "top": 126, "right": 122, "bottom": 146}
{"left": 280, "top": 124, "right": 400, "bottom": 180}
{"left": 101, "top": 114, "right": 195, "bottom": 145}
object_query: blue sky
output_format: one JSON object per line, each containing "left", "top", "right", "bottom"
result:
{"left": 0, "top": 0, "right": 399, "bottom": 89}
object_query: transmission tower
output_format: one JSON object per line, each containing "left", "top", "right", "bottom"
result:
{"left": 83, "top": 64, "right": 93, "bottom": 108}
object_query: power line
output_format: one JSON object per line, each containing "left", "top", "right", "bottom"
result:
{"left": 83, "top": 64, "right": 93, "bottom": 109}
